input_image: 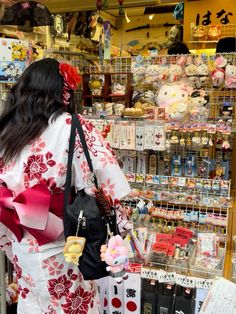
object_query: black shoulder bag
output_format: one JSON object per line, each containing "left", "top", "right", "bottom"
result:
{"left": 64, "top": 114, "right": 117, "bottom": 280}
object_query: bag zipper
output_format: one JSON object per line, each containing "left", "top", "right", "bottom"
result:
{"left": 76, "top": 210, "right": 84, "bottom": 236}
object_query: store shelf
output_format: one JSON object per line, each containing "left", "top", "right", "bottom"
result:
{"left": 45, "top": 49, "right": 99, "bottom": 61}
{"left": 82, "top": 71, "right": 133, "bottom": 107}
{"left": 188, "top": 40, "right": 218, "bottom": 44}
{"left": 84, "top": 94, "right": 128, "bottom": 98}
{"left": 83, "top": 72, "right": 132, "bottom": 75}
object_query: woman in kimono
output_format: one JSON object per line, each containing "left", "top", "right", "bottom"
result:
{"left": 0, "top": 58, "right": 130, "bottom": 313}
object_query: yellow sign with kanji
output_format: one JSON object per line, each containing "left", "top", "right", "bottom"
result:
{"left": 184, "top": 0, "right": 236, "bottom": 42}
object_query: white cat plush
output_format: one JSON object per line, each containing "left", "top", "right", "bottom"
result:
{"left": 156, "top": 83, "right": 192, "bottom": 121}
{"left": 145, "top": 64, "right": 159, "bottom": 84}
{"left": 156, "top": 83, "right": 190, "bottom": 108}
{"left": 169, "top": 64, "right": 183, "bottom": 82}
{"left": 158, "top": 65, "right": 169, "bottom": 81}
{"left": 131, "top": 62, "right": 146, "bottom": 85}
{"left": 197, "top": 63, "right": 209, "bottom": 87}
{"left": 185, "top": 64, "right": 198, "bottom": 86}
{"left": 225, "top": 64, "right": 236, "bottom": 89}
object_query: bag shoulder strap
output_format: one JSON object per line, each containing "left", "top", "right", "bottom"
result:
{"left": 64, "top": 113, "right": 98, "bottom": 209}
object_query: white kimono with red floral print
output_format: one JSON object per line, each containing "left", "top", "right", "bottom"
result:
{"left": 0, "top": 113, "right": 131, "bottom": 314}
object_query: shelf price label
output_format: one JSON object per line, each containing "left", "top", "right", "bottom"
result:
{"left": 141, "top": 267, "right": 160, "bottom": 281}
{"left": 141, "top": 267, "right": 176, "bottom": 283}
{"left": 196, "top": 278, "right": 215, "bottom": 290}
{"left": 176, "top": 274, "right": 196, "bottom": 288}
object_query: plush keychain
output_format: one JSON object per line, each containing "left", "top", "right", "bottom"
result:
{"left": 101, "top": 235, "right": 129, "bottom": 283}
{"left": 185, "top": 64, "right": 198, "bottom": 86}
{"left": 211, "top": 55, "right": 227, "bottom": 88}
{"left": 197, "top": 63, "right": 209, "bottom": 87}
{"left": 64, "top": 236, "right": 86, "bottom": 265}
{"left": 145, "top": 64, "right": 159, "bottom": 84}
{"left": 211, "top": 68, "right": 225, "bottom": 87}
{"left": 225, "top": 64, "right": 236, "bottom": 89}
{"left": 169, "top": 64, "right": 182, "bottom": 82}
{"left": 189, "top": 90, "right": 209, "bottom": 122}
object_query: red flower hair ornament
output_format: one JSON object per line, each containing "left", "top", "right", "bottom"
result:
{"left": 59, "top": 63, "right": 81, "bottom": 106}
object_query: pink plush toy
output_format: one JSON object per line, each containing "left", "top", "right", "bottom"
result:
{"left": 101, "top": 235, "right": 129, "bottom": 283}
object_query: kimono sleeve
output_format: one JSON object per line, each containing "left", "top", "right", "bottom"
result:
{"left": 72, "top": 116, "right": 131, "bottom": 201}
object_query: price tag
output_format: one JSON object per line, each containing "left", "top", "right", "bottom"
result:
{"left": 141, "top": 267, "right": 159, "bottom": 281}
{"left": 195, "top": 278, "right": 215, "bottom": 290}
{"left": 178, "top": 177, "right": 186, "bottom": 187}
{"left": 176, "top": 274, "right": 196, "bottom": 288}
{"left": 158, "top": 271, "right": 176, "bottom": 284}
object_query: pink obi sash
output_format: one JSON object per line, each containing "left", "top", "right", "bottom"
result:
{"left": 0, "top": 184, "right": 64, "bottom": 246}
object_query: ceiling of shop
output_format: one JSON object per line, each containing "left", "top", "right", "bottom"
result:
{"left": 46, "top": 0, "right": 156, "bottom": 13}
{"left": 45, "top": 0, "right": 179, "bottom": 13}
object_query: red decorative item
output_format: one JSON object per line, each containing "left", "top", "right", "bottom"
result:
{"left": 101, "top": 123, "right": 111, "bottom": 138}
{"left": 118, "top": 0, "right": 125, "bottom": 15}
{"left": 96, "top": 0, "right": 103, "bottom": 10}
{"left": 59, "top": 63, "right": 81, "bottom": 106}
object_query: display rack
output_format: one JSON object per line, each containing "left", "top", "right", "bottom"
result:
{"left": 85, "top": 53, "right": 236, "bottom": 288}
{"left": 82, "top": 71, "right": 133, "bottom": 107}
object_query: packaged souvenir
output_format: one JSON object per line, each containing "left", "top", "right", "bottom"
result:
{"left": 146, "top": 174, "right": 154, "bottom": 184}
{"left": 169, "top": 176, "right": 178, "bottom": 187}
{"left": 144, "top": 125, "right": 155, "bottom": 150}
{"left": 149, "top": 154, "right": 157, "bottom": 174}
{"left": 153, "top": 124, "right": 166, "bottom": 151}
{"left": 208, "top": 25, "right": 221, "bottom": 41}
{"left": 195, "top": 179, "right": 203, "bottom": 190}
{"left": 192, "top": 26, "right": 207, "bottom": 40}
{"left": 197, "top": 233, "right": 219, "bottom": 258}
{"left": 136, "top": 125, "right": 145, "bottom": 151}
{"left": 152, "top": 175, "right": 160, "bottom": 184}
{"left": 159, "top": 176, "right": 169, "bottom": 185}
{"left": 185, "top": 156, "right": 196, "bottom": 177}
{"left": 212, "top": 180, "right": 220, "bottom": 191}
{"left": 171, "top": 154, "right": 182, "bottom": 176}
{"left": 203, "top": 179, "right": 211, "bottom": 190}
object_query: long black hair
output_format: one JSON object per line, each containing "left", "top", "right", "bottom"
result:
{"left": 0, "top": 58, "right": 75, "bottom": 163}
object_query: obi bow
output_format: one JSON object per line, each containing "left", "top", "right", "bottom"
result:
{"left": 0, "top": 184, "right": 64, "bottom": 246}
